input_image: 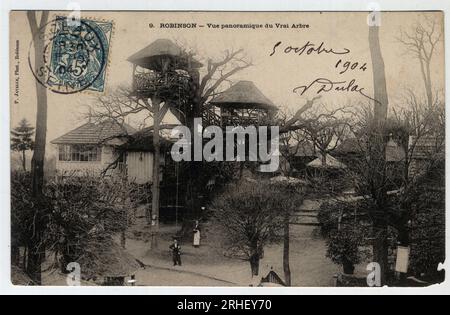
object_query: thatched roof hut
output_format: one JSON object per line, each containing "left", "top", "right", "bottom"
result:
{"left": 210, "top": 81, "right": 277, "bottom": 111}
{"left": 77, "top": 238, "right": 141, "bottom": 281}
{"left": 128, "top": 39, "right": 202, "bottom": 70}
{"left": 307, "top": 154, "right": 347, "bottom": 169}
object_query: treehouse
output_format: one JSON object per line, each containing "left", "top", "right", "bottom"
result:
{"left": 209, "top": 80, "right": 278, "bottom": 127}
{"left": 127, "top": 39, "right": 203, "bottom": 229}
{"left": 128, "top": 38, "right": 202, "bottom": 100}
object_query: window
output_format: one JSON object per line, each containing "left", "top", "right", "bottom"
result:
{"left": 58, "top": 145, "right": 101, "bottom": 162}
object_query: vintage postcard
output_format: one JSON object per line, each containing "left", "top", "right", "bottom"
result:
{"left": 7, "top": 10, "right": 445, "bottom": 290}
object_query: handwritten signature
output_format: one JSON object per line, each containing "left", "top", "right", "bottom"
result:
{"left": 270, "top": 41, "right": 350, "bottom": 57}
{"left": 293, "top": 78, "right": 379, "bottom": 103}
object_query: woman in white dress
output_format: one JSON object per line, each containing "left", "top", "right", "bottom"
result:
{"left": 193, "top": 220, "right": 201, "bottom": 248}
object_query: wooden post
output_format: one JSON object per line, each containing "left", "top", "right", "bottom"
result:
{"left": 151, "top": 95, "right": 161, "bottom": 249}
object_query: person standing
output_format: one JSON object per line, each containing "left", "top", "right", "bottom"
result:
{"left": 169, "top": 238, "right": 182, "bottom": 266}
{"left": 193, "top": 220, "right": 201, "bottom": 248}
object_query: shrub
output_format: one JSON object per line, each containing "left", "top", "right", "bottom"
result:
{"left": 408, "top": 166, "right": 445, "bottom": 281}
{"left": 11, "top": 171, "right": 52, "bottom": 269}
{"left": 11, "top": 172, "right": 137, "bottom": 279}
{"left": 317, "top": 200, "right": 370, "bottom": 238}
{"left": 45, "top": 175, "right": 136, "bottom": 273}
{"left": 317, "top": 201, "right": 341, "bottom": 237}
{"left": 326, "top": 227, "right": 369, "bottom": 273}
{"left": 211, "top": 179, "right": 304, "bottom": 276}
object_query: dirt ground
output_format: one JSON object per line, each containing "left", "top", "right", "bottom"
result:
{"left": 39, "top": 201, "right": 370, "bottom": 287}
{"left": 124, "top": 215, "right": 343, "bottom": 287}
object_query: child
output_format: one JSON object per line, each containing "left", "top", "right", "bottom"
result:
{"left": 169, "top": 238, "right": 182, "bottom": 266}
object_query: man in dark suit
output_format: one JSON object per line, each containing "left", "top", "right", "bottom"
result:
{"left": 169, "top": 238, "right": 182, "bottom": 266}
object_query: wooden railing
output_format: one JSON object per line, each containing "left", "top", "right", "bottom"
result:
{"left": 202, "top": 108, "right": 222, "bottom": 126}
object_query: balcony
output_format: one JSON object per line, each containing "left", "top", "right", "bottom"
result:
{"left": 132, "top": 72, "right": 191, "bottom": 100}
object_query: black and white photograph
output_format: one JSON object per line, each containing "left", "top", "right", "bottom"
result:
{"left": 1, "top": 1, "right": 449, "bottom": 297}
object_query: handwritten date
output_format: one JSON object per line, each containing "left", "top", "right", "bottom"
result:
{"left": 335, "top": 59, "right": 368, "bottom": 75}
{"left": 270, "top": 41, "right": 350, "bottom": 57}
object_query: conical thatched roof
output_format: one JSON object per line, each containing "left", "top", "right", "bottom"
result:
{"left": 77, "top": 238, "right": 141, "bottom": 279}
{"left": 211, "top": 81, "right": 277, "bottom": 111}
{"left": 128, "top": 39, "right": 202, "bottom": 70}
{"left": 307, "top": 154, "right": 347, "bottom": 169}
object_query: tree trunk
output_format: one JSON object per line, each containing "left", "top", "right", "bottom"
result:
{"left": 27, "top": 236, "right": 43, "bottom": 284}
{"left": 397, "top": 221, "right": 410, "bottom": 282}
{"left": 23, "top": 246, "right": 28, "bottom": 270}
{"left": 419, "top": 56, "right": 433, "bottom": 109}
{"left": 250, "top": 254, "right": 260, "bottom": 277}
{"left": 22, "top": 149, "right": 27, "bottom": 172}
{"left": 321, "top": 151, "right": 327, "bottom": 167}
{"left": 11, "top": 245, "right": 20, "bottom": 266}
{"left": 369, "top": 25, "right": 389, "bottom": 286}
{"left": 425, "top": 63, "right": 433, "bottom": 109}
{"left": 181, "top": 69, "right": 203, "bottom": 235}
{"left": 342, "top": 257, "right": 355, "bottom": 275}
{"left": 151, "top": 95, "right": 161, "bottom": 249}
{"left": 27, "top": 11, "right": 49, "bottom": 286}
{"left": 283, "top": 212, "right": 291, "bottom": 286}
{"left": 369, "top": 26, "right": 389, "bottom": 121}
{"left": 372, "top": 219, "right": 388, "bottom": 283}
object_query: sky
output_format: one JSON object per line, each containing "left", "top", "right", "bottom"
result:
{"left": 9, "top": 11, "right": 445, "bottom": 155}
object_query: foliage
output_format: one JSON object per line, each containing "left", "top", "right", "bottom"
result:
{"left": 45, "top": 175, "right": 135, "bottom": 271}
{"left": 211, "top": 180, "right": 303, "bottom": 262}
{"left": 11, "top": 119, "right": 35, "bottom": 171}
{"left": 11, "top": 119, "right": 35, "bottom": 152}
{"left": 405, "top": 162, "right": 445, "bottom": 280}
{"left": 11, "top": 172, "right": 51, "bottom": 257}
{"left": 318, "top": 199, "right": 371, "bottom": 270}
{"left": 326, "top": 227, "right": 368, "bottom": 267}
{"left": 317, "top": 201, "right": 343, "bottom": 238}
{"left": 317, "top": 200, "right": 370, "bottom": 238}
{"left": 11, "top": 172, "right": 137, "bottom": 278}
{"left": 306, "top": 170, "right": 353, "bottom": 195}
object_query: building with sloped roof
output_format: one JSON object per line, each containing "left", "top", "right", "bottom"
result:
{"left": 408, "top": 136, "right": 445, "bottom": 178}
{"left": 335, "top": 137, "right": 406, "bottom": 164}
{"left": 51, "top": 120, "right": 172, "bottom": 184}
{"left": 209, "top": 80, "right": 277, "bottom": 127}
{"left": 51, "top": 120, "right": 135, "bottom": 176}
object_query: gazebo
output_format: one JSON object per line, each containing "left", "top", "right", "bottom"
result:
{"left": 128, "top": 39, "right": 202, "bottom": 100}
{"left": 128, "top": 38, "right": 202, "bottom": 73}
{"left": 210, "top": 80, "right": 278, "bottom": 127}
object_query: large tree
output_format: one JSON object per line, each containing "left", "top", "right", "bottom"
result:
{"left": 397, "top": 14, "right": 443, "bottom": 109}
{"left": 89, "top": 48, "right": 253, "bottom": 235}
{"left": 211, "top": 180, "right": 303, "bottom": 279}
{"left": 368, "top": 23, "right": 389, "bottom": 285}
{"left": 26, "top": 10, "right": 49, "bottom": 285}
{"left": 11, "top": 118, "right": 35, "bottom": 171}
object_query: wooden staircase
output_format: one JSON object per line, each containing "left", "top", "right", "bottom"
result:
{"left": 290, "top": 199, "right": 321, "bottom": 227}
